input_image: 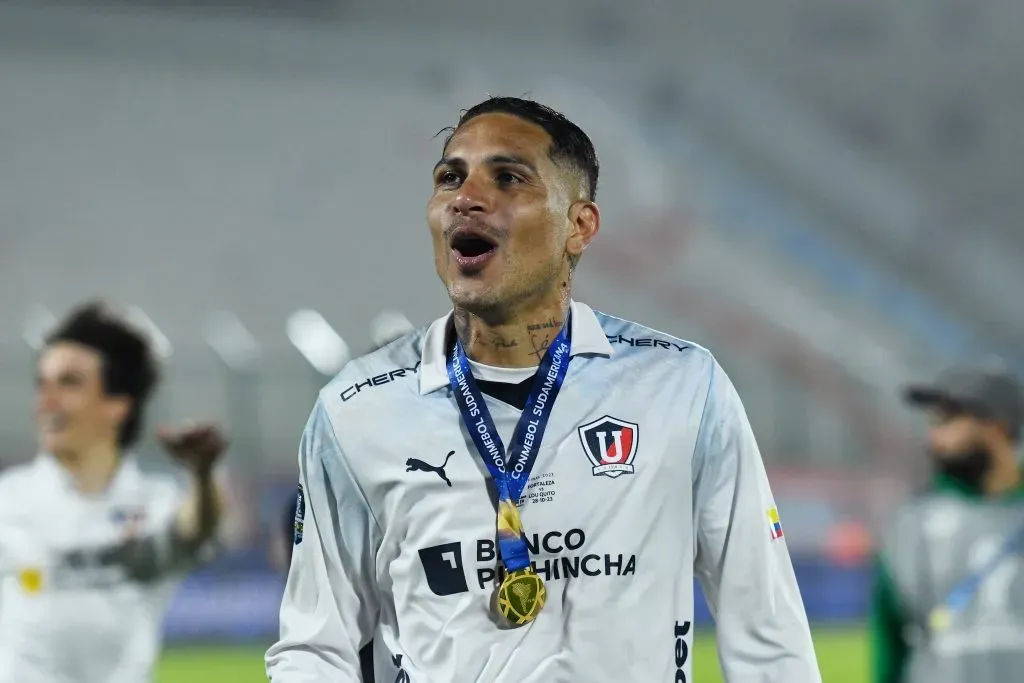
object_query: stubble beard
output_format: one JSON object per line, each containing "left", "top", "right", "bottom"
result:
{"left": 448, "top": 257, "right": 565, "bottom": 323}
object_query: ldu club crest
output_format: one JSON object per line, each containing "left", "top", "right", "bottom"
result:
{"left": 577, "top": 416, "right": 639, "bottom": 479}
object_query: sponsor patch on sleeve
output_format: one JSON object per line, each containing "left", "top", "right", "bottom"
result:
{"left": 293, "top": 484, "right": 305, "bottom": 546}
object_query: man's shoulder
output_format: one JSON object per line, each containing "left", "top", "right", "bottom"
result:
{"left": 0, "top": 461, "right": 49, "bottom": 522}
{"left": 593, "top": 308, "right": 715, "bottom": 369}
{"left": 133, "top": 466, "right": 216, "bottom": 530}
{"left": 0, "top": 461, "right": 39, "bottom": 497}
{"left": 882, "top": 490, "right": 969, "bottom": 551}
{"left": 136, "top": 467, "right": 186, "bottom": 502}
{"left": 319, "top": 325, "right": 428, "bottom": 411}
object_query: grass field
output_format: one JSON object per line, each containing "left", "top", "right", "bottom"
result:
{"left": 157, "top": 626, "right": 868, "bottom": 682}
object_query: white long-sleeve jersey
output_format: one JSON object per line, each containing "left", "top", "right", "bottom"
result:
{"left": 0, "top": 455, "right": 189, "bottom": 683}
{"left": 267, "top": 301, "right": 820, "bottom": 683}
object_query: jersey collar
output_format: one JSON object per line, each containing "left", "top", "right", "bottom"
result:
{"left": 418, "top": 299, "right": 613, "bottom": 396}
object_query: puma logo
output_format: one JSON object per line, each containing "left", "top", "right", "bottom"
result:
{"left": 406, "top": 450, "right": 455, "bottom": 487}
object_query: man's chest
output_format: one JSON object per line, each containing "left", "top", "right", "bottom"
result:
{"left": 367, "top": 377, "right": 689, "bottom": 507}
{"left": 1, "top": 494, "right": 159, "bottom": 595}
{"left": 348, "top": 382, "right": 696, "bottom": 596}
{"left": 914, "top": 503, "right": 1024, "bottom": 624}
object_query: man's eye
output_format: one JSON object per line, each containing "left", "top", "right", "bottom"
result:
{"left": 437, "top": 171, "right": 460, "bottom": 186}
{"left": 496, "top": 171, "right": 521, "bottom": 185}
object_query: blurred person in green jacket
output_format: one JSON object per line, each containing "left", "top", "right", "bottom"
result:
{"left": 871, "top": 362, "right": 1024, "bottom": 683}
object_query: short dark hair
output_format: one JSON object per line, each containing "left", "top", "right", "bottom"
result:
{"left": 45, "top": 301, "right": 160, "bottom": 448}
{"left": 445, "top": 96, "right": 600, "bottom": 201}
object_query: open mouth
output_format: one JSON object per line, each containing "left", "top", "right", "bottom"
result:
{"left": 40, "top": 414, "right": 68, "bottom": 434}
{"left": 450, "top": 229, "right": 497, "bottom": 258}
{"left": 449, "top": 228, "right": 498, "bottom": 269}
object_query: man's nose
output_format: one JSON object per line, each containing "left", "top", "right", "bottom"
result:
{"left": 37, "top": 389, "right": 60, "bottom": 413}
{"left": 451, "top": 173, "right": 492, "bottom": 215}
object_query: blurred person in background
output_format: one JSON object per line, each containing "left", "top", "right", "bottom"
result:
{"left": 0, "top": 302, "right": 227, "bottom": 683}
{"left": 267, "top": 96, "right": 819, "bottom": 682}
{"left": 872, "top": 363, "right": 1024, "bottom": 683}
{"left": 270, "top": 311, "right": 415, "bottom": 682}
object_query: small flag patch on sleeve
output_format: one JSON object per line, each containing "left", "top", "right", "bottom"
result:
{"left": 767, "top": 506, "right": 784, "bottom": 541}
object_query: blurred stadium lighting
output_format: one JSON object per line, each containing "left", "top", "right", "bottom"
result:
{"left": 369, "top": 310, "right": 415, "bottom": 348}
{"left": 22, "top": 304, "right": 57, "bottom": 350}
{"left": 125, "top": 306, "right": 174, "bottom": 359}
{"left": 204, "top": 311, "right": 261, "bottom": 371}
{"left": 286, "top": 308, "right": 350, "bottom": 376}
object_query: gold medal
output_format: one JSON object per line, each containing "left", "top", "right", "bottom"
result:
{"left": 17, "top": 567, "right": 43, "bottom": 595}
{"left": 496, "top": 567, "right": 546, "bottom": 626}
{"left": 929, "top": 607, "right": 952, "bottom": 633}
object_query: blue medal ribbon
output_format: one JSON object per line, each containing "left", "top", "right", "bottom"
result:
{"left": 446, "top": 316, "right": 572, "bottom": 573}
{"left": 929, "top": 518, "right": 1024, "bottom": 632}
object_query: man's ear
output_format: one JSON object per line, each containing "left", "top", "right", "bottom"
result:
{"left": 987, "top": 419, "right": 1016, "bottom": 445}
{"left": 105, "top": 395, "right": 131, "bottom": 432}
{"left": 566, "top": 200, "right": 600, "bottom": 261}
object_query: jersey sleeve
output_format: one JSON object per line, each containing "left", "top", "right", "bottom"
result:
{"left": 692, "top": 360, "right": 821, "bottom": 682}
{"left": 265, "top": 400, "right": 380, "bottom": 683}
{"left": 869, "top": 555, "right": 910, "bottom": 683}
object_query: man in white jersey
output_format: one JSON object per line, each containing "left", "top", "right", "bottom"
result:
{"left": 267, "top": 96, "right": 820, "bottom": 682}
{"left": 0, "top": 302, "right": 227, "bottom": 683}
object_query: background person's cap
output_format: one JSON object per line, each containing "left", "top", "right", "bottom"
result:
{"left": 904, "top": 361, "right": 1024, "bottom": 438}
